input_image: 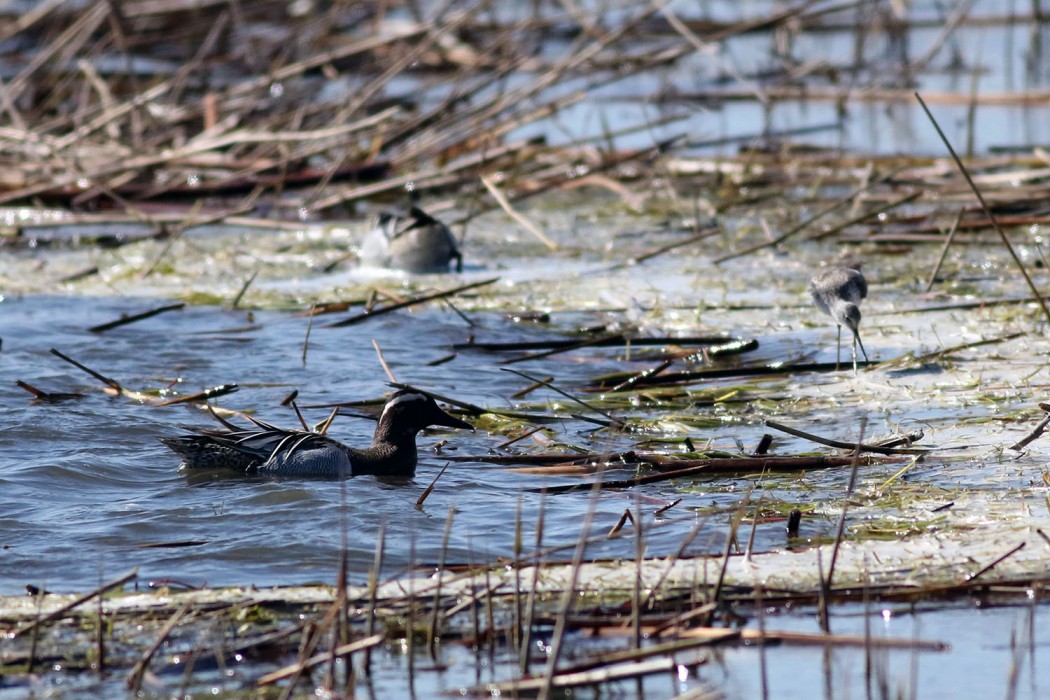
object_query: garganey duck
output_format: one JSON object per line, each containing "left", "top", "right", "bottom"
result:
{"left": 359, "top": 206, "right": 463, "bottom": 273}
{"left": 808, "top": 266, "right": 870, "bottom": 371}
{"left": 161, "top": 389, "right": 473, "bottom": 477}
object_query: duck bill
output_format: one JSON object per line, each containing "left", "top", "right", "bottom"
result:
{"left": 434, "top": 410, "right": 474, "bottom": 431}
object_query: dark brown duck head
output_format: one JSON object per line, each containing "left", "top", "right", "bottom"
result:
{"left": 371, "top": 388, "right": 473, "bottom": 444}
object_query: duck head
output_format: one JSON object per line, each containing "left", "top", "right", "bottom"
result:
{"left": 374, "top": 389, "right": 473, "bottom": 441}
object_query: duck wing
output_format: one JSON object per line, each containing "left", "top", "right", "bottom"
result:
{"left": 165, "top": 422, "right": 351, "bottom": 476}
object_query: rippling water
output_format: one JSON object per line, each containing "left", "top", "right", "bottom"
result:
{"left": 2, "top": 219, "right": 1038, "bottom": 600}
{"left": 3, "top": 297, "right": 494, "bottom": 590}
{"left": 1, "top": 280, "right": 765, "bottom": 594}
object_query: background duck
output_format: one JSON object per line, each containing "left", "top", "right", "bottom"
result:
{"left": 358, "top": 206, "right": 463, "bottom": 273}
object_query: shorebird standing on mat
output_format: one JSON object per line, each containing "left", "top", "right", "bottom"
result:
{"left": 809, "top": 266, "right": 870, "bottom": 371}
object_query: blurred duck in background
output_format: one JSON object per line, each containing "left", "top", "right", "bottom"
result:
{"left": 359, "top": 206, "right": 463, "bottom": 273}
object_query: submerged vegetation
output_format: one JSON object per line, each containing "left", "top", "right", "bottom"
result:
{"left": 3, "top": 0, "right": 1050, "bottom": 697}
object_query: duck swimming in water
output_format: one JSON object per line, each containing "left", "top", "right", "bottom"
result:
{"left": 359, "top": 206, "right": 463, "bottom": 273}
{"left": 161, "top": 389, "right": 473, "bottom": 477}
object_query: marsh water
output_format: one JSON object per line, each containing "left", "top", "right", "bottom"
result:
{"left": 4, "top": 208, "right": 1050, "bottom": 697}
{"left": 0, "top": 229, "right": 860, "bottom": 593}
{"left": 0, "top": 207, "right": 1035, "bottom": 590}
{"left": 5, "top": 0, "right": 1050, "bottom": 697}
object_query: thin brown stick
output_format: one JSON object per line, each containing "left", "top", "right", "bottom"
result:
{"left": 302, "top": 304, "right": 316, "bottom": 366}
{"left": 363, "top": 523, "right": 385, "bottom": 675}
{"left": 416, "top": 463, "right": 450, "bottom": 508}
{"left": 257, "top": 635, "right": 384, "bottom": 685}
{"left": 49, "top": 348, "right": 122, "bottom": 391}
{"left": 427, "top": 507, "right": 456, "bottom": 655}
{"left": 520, "top": 455, "right": 892, "bottom": 493}
{"left": 14, "top": 380, "right": 84, "bottom": 402}
{"left": 915, "top": 91, "right": 1050, "bottom": 324}
{"left": 904, "top": 331, "right": 1027, "bottom": 363}
{"left": 1010, "top": 412, "right": 1050, "bottom": 451}
{"left": 821, "top": 421, "right": 866, "bottom": 633}
{"left": 764, "top": 419, "right": 928, "bottom": 455}
{"left": 326, "top": 278, "right": 499, "bottom": 328}
{"left": 538, "top": 477, "right": 603, "bottom": 700}
{"left": 608, "top": 360, "right": 674, "bottom": 393}
{"left": 127, "top": 603, "right": 191, "bottom": 691}
{"left": 155, "top": 384, "right": 239, "bottom": 407}
{"left": 805, "top": 190, "right": 923, "bottom": 242}
{"left": 711, "top": 489, "right": 750, "bottom": 615}
{"left": 714, "top": 167, "right": 905, "bottom": 263}
{"left": 501, "top": 333, "right": 625, "bottom": 364}
{"left": 480, "top": 174, "right": 558, "bottom": 250}
{"left": 925, "top": 209, "right": 965, "bottom": 292}
{"left": 316, "top": 407, "right": 340, "bottom": 435}
{"left": 372, "top": 339, "right": 398, "bottom": 383}
{"left": 13, "top": 571, "right": 137, "bottom": 640}
{"left": 966, "top": 542, "right": 1027, "bottom": 582}
{"left": 608, "top": 509, "right": 636, "bottom": 537}
{"left": 501, "top": 367, "right": 622, "bottom": 426}
{"left": 519, "top": 492, "right": 546, "bottom": 674}
{"left": 497, "top": 426, "right": 547, "bottom": 450}
{"left": 88, "top": 302, "right": 186, "bottom": 333}
{"left": 512, "top": 497, "right": 523, "bottom": 657}
{"left": 652, "top": 602, "right": 720, "bottom": 637}
{"left": 383, "top": 381, "right": 553, "bottom": 422}
{"left": 231, "top": 270, "right": 258, "bottom": 309}
{"left": 654, "top": 498, "right": 682, "bottom": 516}
{"left": 493, "top": 657, "right": 678, "bottom": 694}
{"left": 617, "top": 227, "right": 721, "bottom": 269}
{"left": 677, "top": 627, "right": 948, "bottom": 650}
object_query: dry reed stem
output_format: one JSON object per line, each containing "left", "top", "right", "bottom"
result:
{"left": 519, "top": 492, "right": 546, "bottom": 674}
{"left": 372, "top": 339, "right": 398, "bottom": 383}
{"left": 763, "top": 419, "right": 928, "bottom": 455}
{"left": 1009, "top": 411, "right": 1050, "bottom": 451}
{"left": 428, "top": 507, "right": 457, "bottom": 654}
{"left": 14, "top": 380, "right": 84, "bottom": 402}
{"left": 821, "top": 421, "right": 866, "bottom": 633}
{"left": 362, "top": 524, "right": 385, "bottom": 676}
{"left": 86, "top": 302, "right": 186, "bottom": 333}
{"left": 416, "top": 463, "right": 450, "bottom": 508}
{"left": 677, "top": 626, "right": 948, "bottom": 650}
{"left": 501, "top": 367, "right": 622, "bottom": 426}
{"left": 500, "top": 333, "right": 626, "bottom": 365}
{"left": 316, "top": 407, "right": 339, "bottom": 436}
{"left": 491, "top": 656, "right": 680, "bottom": 694}
{"left": 915, "top": 91, "right": 1050, "bottom": 325}
{"left": 537, "top": 477, "right": 603, "bottom": 700}
{"left": 154, "top": 384, "right": 239, "bottom": 407}
{"left": 512, "top": 496, "right": 523, "bottom": 656}
{"left": 715, "top": 166, "right": 905, "bottom": 263}
{"left": 326, "top": 278, "right": 499, "bottom": 328}
{"left": 13, "top": 568, "right": 137, "bottom": 639}
{"left": 967, "top": 542, "right": 1027, "bottom": 582}
{"left": 126, "top": 602, "right": 191, "bottom": 691}
{"left": 480, "top": 174, "right": 557, "bottom": 250}
{"left": 256, "top": 635, "right": 384, "bottom": 685}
